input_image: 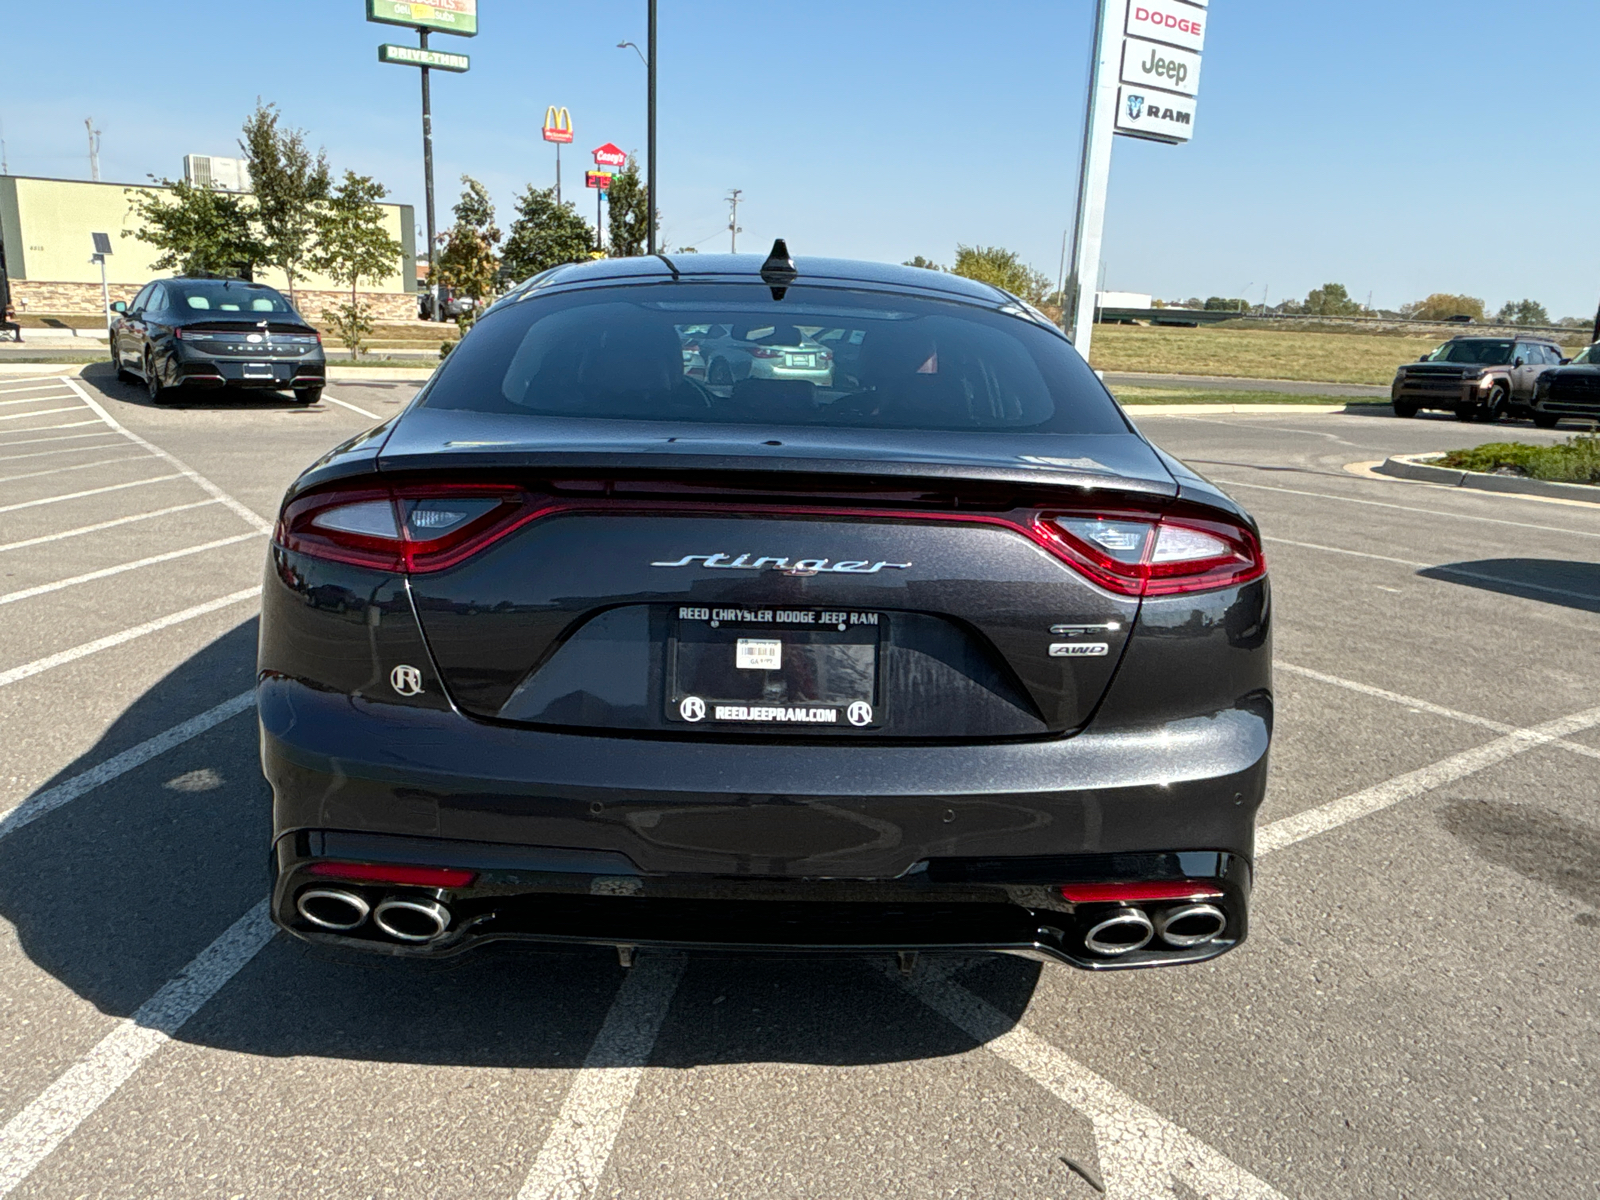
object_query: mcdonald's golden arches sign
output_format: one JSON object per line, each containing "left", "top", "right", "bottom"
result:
{"left": 542, "top": 107, "right": 574, "bottom": 144}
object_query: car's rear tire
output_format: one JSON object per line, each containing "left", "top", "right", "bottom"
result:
{"left": 293, "top": 386, "right": 323, "bottom": 406}
{"left": 1392, "top": 399, "right": 1418, "bottom": 418}
{"left": 1532, "top": 411, "right": 1560, "bottom": 429}
{"left": 145, "top": 352, "right": 174, "bottom": 405}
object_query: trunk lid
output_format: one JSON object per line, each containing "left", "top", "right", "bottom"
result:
{"left": 378, "top": 411, "right": 1176, "bottom": 740}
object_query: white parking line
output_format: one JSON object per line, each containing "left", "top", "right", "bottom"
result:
{"left": 1257, "top": 702, "right": 1600, "bottom": 856}
{"left": 325, "top": 395, "right": 383, "bottom": 421}
{"left": 0, "top": 407, "right": 81, "bottom": 423}
{"left": 66, "top": 380, "right": 273, "bottom": 535}
{"left": 0, "top": 474, "right": 183, "bottom": 515}
{"left": 0, "top": 533, "right": 261, "bottom": 607}
{"left": 0, "top": 391, "right": 75, "bottom": 406}
{"left": 1265, "top": 536, "right": 1600, "bottom": 605}
{"left": 0, "top": 382, "right": 75, "bottom": 395}
{"left": 0, "top": 500, "right": 220, "bottom": 555}
{"left": 0, "top": 431, "right": 119, "bottom": 451}
{"left": 1216, "top": 478, "right": 1600, "bottom": 540}
{"left": 0, "top": 901, "right": 274, "bottom": 1199}
{"left": 902, "top": 965, "right": 1288, "bottom": 1200}
{"left": 0, "top": 587, "right": 260, "bottom": 689}
{"left": 0, "top": 440, "right": 131, "bottom": 465}
{"left": 0, "top": 454, "right": 154, "bottom": 486}
{"left": 0, "top": 691, "right": 255, "bottom": 838}
{"left": 0, "top": 420, "right": 103, "bottom": 439}
{"left": 516, "top": 956, "right": 687, "bottom": 1200}
{"left": 1278, "top": 661, "right": 1600, "bottom": 762}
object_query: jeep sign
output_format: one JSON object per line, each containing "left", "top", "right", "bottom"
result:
{"left": 1121, "top": 35, "right": 1201, "bottom": 98}
{"left": 1114, "top": 87, "right": 1197, "bottom": 143}
{"left": 1125, "top": 1, "right": 1206, "bottom": 54}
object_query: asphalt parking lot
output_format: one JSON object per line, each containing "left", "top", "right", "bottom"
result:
{"left": 0, "top": 366, "right": 1596, "bottom": 1199}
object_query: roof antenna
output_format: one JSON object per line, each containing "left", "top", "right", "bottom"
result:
{"left": 760, "top": 238, "right": 796, "bottom": 282}
{"left": 761, "top": 237, "right": 796, "bottom": 299}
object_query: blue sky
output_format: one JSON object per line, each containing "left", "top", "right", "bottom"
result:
{"left": 3, "top": 0, "right": 1596, "bottom": 317}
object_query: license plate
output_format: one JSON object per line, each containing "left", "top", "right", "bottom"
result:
{"left": 243, "top": 362, "right": 273, "bottom": 379}
{"left": 669, "top": 607, "right": 881, "bottom": 727}
{"left": 786, "top": 354, "right": 815, "bottom": 368}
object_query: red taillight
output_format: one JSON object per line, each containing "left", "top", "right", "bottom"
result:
{"left": 307, "top": 861, "right": 477, "bottom": 888}
{"left": 749, "top": 346, "right": 784, "bottom": 358}
{"left": 276, "top": 484, "right": 548, "bottom": 573}
{"left": 1060, "top": 881, "right": 1224, "bottom": 903}
{"left": 1034, "top": 511, "right": 1264, "bottom": 597}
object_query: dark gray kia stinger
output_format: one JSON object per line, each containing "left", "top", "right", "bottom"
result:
{"left": 258, "top": 243, "right": 1271, "bottom": 970}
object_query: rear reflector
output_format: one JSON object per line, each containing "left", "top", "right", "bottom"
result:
{"left": 1060, "top": 881, "right": 1224, "bottom": 903}
{"left": 307, "top": 861, "right": 477, "bottom": 888}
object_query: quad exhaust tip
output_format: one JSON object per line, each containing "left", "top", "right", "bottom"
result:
{"left": 372, "top": 897, "right": 452, "bottom": 943}
{"left": 296, "top": 888, "right": 370, "bottom": 931}
{"left": 1083, "top": 907, "right": 1154, "bottom": 956}
{"left": 1154, "top": 903, "right": 1226, "bottom": 948}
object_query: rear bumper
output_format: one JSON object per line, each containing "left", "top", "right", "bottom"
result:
{"left": 172, "top": 348, "right": 325, "bottom": 389}
{"left": 260, "top": 677, "right": 1268, "bottom": 968}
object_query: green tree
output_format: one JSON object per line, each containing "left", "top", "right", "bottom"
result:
{"left": 1303, "top": 282, "right": 1362, "bottom": 317}
{"left": 903, "top": 256, "right": 945, "bottom": 271}
{"left": 123, "top": 176, "right": 265, "bottom": 277}
{"left": 311, "top": 171, "right": 401, "bottom": 357}
{"left": 500, "top": 184, "right": 594, "bottom": 281}
{"left": 951, "top": 245, "right": 1051, "bottom": 305}
{"left": 1495, "top": 298, "right": 1550, "bottom": 326}
{"left": 606, "top": 157, "right": 654, "bottom": 257}
{"left": 1204, "top": 296, "right": 1251, "bottom": 312}
{"left": 435, "top": 175, "right": 502, "bottom": 321}
{"left": 1402, "top": 293, "right": 1485, "bottom": 322}
{"left": 239, "top": 101, "right": 329, "bottom": 309}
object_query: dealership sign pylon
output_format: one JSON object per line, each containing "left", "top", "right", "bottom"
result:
{"left": 1065, "top": 0, "right": 1207, "bottom": 356}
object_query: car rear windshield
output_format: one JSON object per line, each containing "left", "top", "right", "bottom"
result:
{"left": 1432, "top": 339, "right": 1514, "bottom": 365}
{"left": 167, "top": 280, "right": 292, "bottom": 314}
{"left": 420, "top": 282, "right": 1129, "bottom": 434}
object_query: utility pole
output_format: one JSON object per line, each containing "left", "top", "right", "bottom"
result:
{"left": 419, "top": 30, "right": 439, "bottom": 320}
{"left": 84, "top": 118, "right": 101, "bottom": 182}
{"left": 646, "top": 0, "right": 658, "bottom": 256}
{"left": 726, "top": 189, "right": 742, "bottom": 253}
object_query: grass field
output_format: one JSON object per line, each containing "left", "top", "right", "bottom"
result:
{"left": 1086, "top": 324, "right": 1589, "bottom": 386}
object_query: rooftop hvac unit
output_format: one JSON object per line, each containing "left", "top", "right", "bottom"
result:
{"left": 183, "top": 154, "right": 251, "bottom": 193}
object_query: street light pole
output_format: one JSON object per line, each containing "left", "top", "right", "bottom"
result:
{"left": 420, "top": 28, "right": 440, "bottom": 320}
{"left": 646, "top": 0, "right": 657, "bottom": 256}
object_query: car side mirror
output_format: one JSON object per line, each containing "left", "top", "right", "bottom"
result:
{"left": 1417, "top": 354, "right": 1428, "bottom": 361}
{"left": 1514, "top": 357, "right": 1524, "bottom": 368}
{"left": 1561, "top": 357, "right": 1572, "bottom": 365}
{"left": 109, "top": 300, "right": 127, "bottom": 314}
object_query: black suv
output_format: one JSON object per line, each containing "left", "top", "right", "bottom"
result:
{"left": 1391, "top": 336, "right": 1567, "bottom": 422}
{"left": 1530, "top": 343, "right": 1600, "bottom": 428}
{"left": 110, "top": 276, "right": 326, "bottom": 405}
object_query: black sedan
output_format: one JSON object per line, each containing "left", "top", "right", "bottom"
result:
{"left": 258, "top": 244, "right": 1271, "bottom": 971}
{"left": 110, "top": 276, "right": 325, "bottom": 405}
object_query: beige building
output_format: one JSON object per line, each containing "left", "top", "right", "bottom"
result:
{"left": 0, "top": 174, "right": 417, "bottom": 320}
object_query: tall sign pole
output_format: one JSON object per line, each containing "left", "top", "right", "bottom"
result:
{"left": 646, "top": 0, "right": 658, "bottom": 256}
{"left": 1066, "top": 0, "right": 1207, "bottom": 359}
{"left": 420, "top": 29, "right": 436, "bottom": 312}
{"left": 369, "top": 0, "right": 478, "bottom": 319}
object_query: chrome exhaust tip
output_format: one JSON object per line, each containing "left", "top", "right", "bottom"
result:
{"left": 1083, "top": 907, "right": 1154, "bottom": 957}
{"left": 296, "top": 888, "right": 370, "bottom": 931}
{"left": 372, "top": 897, "right": 451, "bottom": 943}
{"left": 1154, "top": 903, "right": 1226, "bottom": 948}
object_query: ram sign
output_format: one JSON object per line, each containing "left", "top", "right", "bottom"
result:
{"left": 1115, "top": 87, "right": 1198, "bottom": 143}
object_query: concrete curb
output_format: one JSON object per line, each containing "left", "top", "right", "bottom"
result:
{"left": 1122, "top": 402, "right": 1365, "bottom": 415}
{"left": 1375, "top": 452, "right": 1600, "bottom": 504}
{"left": 0, "top": 363, "right": 87, "bottom": 378}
